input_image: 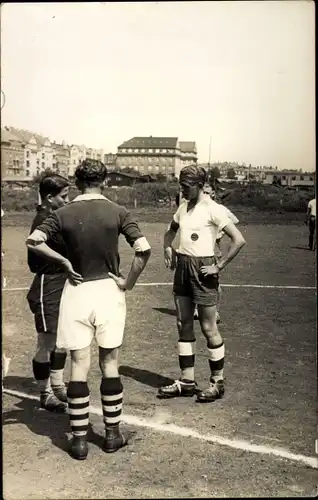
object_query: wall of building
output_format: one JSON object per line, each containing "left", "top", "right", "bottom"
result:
{"left": 1, "top": 140, "right": 25, "bottom": 178}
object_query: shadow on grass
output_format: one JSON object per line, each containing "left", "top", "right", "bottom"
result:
{"left": 119, "top": 365, "right": 174, "bottom": 389}
{"left": 2, "top": 375, "right": 103, "bottom": 454}
{"left": 152, "top": 307, "right": 176, "bottom": 317}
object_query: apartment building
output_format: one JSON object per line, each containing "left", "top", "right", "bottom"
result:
{"left": 1, "top": 127, "right": 25, "bottom": 179}
{"left": 116, "top": 136, "right": 197, "bottom": 178}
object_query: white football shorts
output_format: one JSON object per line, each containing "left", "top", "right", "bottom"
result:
{"left": 57, "top": 278, "right": 126, "bottom": 350}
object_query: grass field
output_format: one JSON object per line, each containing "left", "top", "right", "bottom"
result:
{"left": 1, "top": 211, "right": 317, "bottom": 499}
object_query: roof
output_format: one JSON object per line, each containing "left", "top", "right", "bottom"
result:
{"left": 179, "top": 141, "right": 197, "bottom": 153}
{"left": 2, "top": 126, "right": 49, "bottom": 146}
{"left": 264, "top": 170, "right": 315, "bottom": 176}
{"left": 118, "top": 137, "right": 178, "bottom": 149}
{"left": 1, "top": 127, "right": 24, "bottom": 143}
{"left": 107, "top": 171, "right": 140, "bottom": 179}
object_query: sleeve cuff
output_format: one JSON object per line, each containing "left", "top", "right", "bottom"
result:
{"left": 133, "top": 236, "right": 151, "bottom": 252}
{"left": 26, "top": 229, "right": 48, "bottom": 246}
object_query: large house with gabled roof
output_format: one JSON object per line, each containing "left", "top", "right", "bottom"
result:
{"left": 116, "top": 136, "right": 197, "bottom": 178}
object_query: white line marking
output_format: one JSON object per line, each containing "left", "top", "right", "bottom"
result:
{"left": 3, "top": 388, "right": 318, "bottom": 470}
{"left": 3, "top": 283, "right": 316, "bottom": 292}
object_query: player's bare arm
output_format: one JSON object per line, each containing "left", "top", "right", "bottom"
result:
{"left": 163, "top": 220, "right": 179, "bottom": 269}
{"left": 26, "top": 233, "right": 83, "bottom": 286}
{"left": 200, "top": 222, "right": 246, "bottom": 276}
{"left": 109, "top": 248, "right": 151, "bottom": 291}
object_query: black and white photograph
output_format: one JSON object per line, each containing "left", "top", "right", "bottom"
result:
{"left": 1, "top": 1, "right": 316, "bottom": 498}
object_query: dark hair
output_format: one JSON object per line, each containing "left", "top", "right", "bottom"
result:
{"left": 75, "top": 159, "right": 107, "bottom": 187}
{"left": 39, "top": 174, "right": 70, "bottom": 199}
{"left": 179, "top": 165, "right": 207, "bottom": 187}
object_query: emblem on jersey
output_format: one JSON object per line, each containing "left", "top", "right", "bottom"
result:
{"left": 191, "top": 233, "right": 199, "bottom": 241}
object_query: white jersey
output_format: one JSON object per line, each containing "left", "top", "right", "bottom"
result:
{"left": 217, "top": 205, "right": 239, "bottom": 239}
{"left": 173, "top": 197, "right": 231, "bottom": 257}
{"left": 308, "top": 198, "right": 316, "bottom": 217}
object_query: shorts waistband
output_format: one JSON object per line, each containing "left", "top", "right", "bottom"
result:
{"left": 177, "top": 254, "right": 215, "bottom": 261}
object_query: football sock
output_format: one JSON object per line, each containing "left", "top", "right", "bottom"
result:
{"left": 208, "top": 343, "right": 224, "bottom": 382}
{"left": 67, "top": 381, "right": 90, "bottom": 437}
{"left": 100, "top": 377, "right": 123, "bottom": 430}
{"left": 32, "top": 359, "right": 51, "bottom": 394}
{"left": 178, "top": 340, "right": 196, "bottom": 382}
{"left": 50, "top": 350, "right": 67, "bottom": 388}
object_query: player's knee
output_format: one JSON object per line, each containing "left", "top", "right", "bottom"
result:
{"left": 99, "top": 347, "right": 119, "bottom": 378}
{"left": 200, "top": 319, "right": 218, "bottom": 337}
{"left": 35, "top": 333, "right": 55, "bottom": 361}
{"left": 70, "top": 347, "right": 91, "bottom": 373}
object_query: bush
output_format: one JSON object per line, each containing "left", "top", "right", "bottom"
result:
{"left": 224, "top": 184, "right": 313, "bottom": 212}
{"left": 1, "top": 182, "right": 180, "bottom": 211}
{"left": 1, "top": 181, "right": 313, "bottom": 213}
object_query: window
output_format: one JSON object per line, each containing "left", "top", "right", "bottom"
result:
{"left": 141, "top": 149, "right": 145, "bottom": 153}
{"left": 26, "top": 170, "right": 30, "bottom": 176}
{"left": 26, "top": 160, "right": 30, "bottom": 168}
{"left": 300, "top": 176, "right": 304, "bottom": 181}
{"left": 128, "top": 149, "right": 133, "bottom": 153}
{"left": 149, "top": 149, "right": 153, "bottom": 153}
{"left": 42, "top": 153, "right": 45, "bottom": 159}
{"left": 134, "top": 149, "right": 139, "bottom": 153}
{"left": 292, "top": 176, "right": 296, "bottom": 180}
{"left": 26, "top": 151, "right": 30, "bottom": 158}
{"left": 42, "top": 162, "right": 45, "bottom": 168}
{"left": 282, "top": 176, "right": 286, "bottom": 180}
{"left": 310, "top": 177, "right": 314, "bottom": 181}
{"left": 155, "top": 149, "right": 160, "bottom": 153}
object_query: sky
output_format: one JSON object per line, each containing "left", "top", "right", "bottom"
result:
{"left": 1, "top": 1, "right": 315, "bottom": 170}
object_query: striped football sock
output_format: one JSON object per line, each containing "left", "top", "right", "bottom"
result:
{"left": 67, "top": 381, "right": 90, "bottom": 437}
{"left": 32, "top": 359, "right": 51, "bottom": 394}
{"left": 208, "top": 343, "right": 225, "bottom": 382}
{"left": 178, "top": 340, "right": 196, "bottom": 382}
{"left": 100, "top": 377, "right": 123, "bottom": 430}
{"left": 50, "top": 350, "right": 67, "bottom": 388}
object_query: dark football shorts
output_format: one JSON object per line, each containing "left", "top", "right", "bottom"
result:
{"left": 27, "top": 273, "right": 67, "bottom": 334}
{"left": 173, "top": 254, "right": 219, "bottom": 306}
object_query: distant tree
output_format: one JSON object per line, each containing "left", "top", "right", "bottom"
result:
{"left": 122, "top": 166, "right": 135, "bottom": 173}
{"left": 155, "top": 173, "right": 167, "bottom": 182}
{"left": 207, "top": 166, "right": 221, "bottom": 188}
{"left": 31, "top": 168, "right": 56, "bottom": 185}
{"left": 227, "top": 168, "right": 236, "bottom": 179}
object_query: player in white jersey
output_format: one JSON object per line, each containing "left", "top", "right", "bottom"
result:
{"left": 159, "top": 165, "right": 246, "bottom": 403}
{"left": 202, "top": 182, "right": 239, "bottom": 323}
{"left": 306, "top": 198, "right": 316, "bottom": 251}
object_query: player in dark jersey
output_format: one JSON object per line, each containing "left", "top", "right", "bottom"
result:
{"left": 26, "top": 159, "right": 151, "bottom": 460}
{"left": 27, "top": 174, "right": 70, "bottom": 413}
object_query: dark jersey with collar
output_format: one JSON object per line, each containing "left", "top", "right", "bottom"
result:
{"left": 27, "top": 208, "right": 67, "bottom": 275}
{"left": 33, "top": 197, "right": 147, "bottom": 282}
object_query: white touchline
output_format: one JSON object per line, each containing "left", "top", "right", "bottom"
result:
{"left": 2, "top": 283, "right": 317, "bottom": 292}
{"left": 3, "top": 388, "right": 318, "bottom": 470}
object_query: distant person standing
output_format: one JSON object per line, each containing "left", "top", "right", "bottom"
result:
{"left": 306, "top": 197, "right": 316, "bottom": 251}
